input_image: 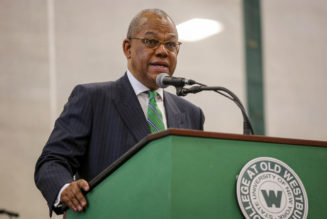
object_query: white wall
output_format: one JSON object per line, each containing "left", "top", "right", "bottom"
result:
{"left": 262, "top": 0, "right": 327, "bottom": 140}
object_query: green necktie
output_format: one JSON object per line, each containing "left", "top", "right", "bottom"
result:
{"left": 147, "top": 91, "right": 165, "bottom": 133}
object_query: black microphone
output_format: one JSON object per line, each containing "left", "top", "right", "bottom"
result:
{"left": 156, "top": 73, "right": 196, "bottom": 88}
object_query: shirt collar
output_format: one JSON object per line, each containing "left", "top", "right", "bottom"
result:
{"left": 127, "top": 70, "right": 164, "bottom": 100}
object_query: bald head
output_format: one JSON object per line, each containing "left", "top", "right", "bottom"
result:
{"left": 127, "top": 9, "right": 177, "bottom": 38}
{"left": 123, "top": 8, "right": 179, "bottom": 90}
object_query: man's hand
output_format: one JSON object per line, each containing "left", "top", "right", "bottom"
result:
{"left": 60, "top": 179, "right": 90, "bottom": 212}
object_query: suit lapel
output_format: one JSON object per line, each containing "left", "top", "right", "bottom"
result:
{"left": 113, "top": 74, "right": 150, "bottom": 142}
{"left": 164, "top": 92, "right": 185, "bottom": 128}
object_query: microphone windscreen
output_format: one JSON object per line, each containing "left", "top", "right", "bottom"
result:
{"left": 156, "top": 73, "right": 169, "bottom": 88}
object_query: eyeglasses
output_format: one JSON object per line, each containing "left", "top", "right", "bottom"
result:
{"left": 129, "top": 37, "right": 182, "bottom": 53}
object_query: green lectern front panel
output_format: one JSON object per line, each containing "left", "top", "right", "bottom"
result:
{"left": 67, "top": 137, "right": 173, "bottom": 219}
{"left": 67, "top": 135, "right": 327, "bottom": 219}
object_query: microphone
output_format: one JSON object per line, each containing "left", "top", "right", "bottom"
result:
{"left": 156, "top": 73, "right": 196, "bottom": 88}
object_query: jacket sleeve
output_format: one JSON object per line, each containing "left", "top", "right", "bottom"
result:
{"left": 199, "top": 107, "right": 205, "bottom": 131}
{"left": 34, "top": 84, "right": 93, "bottom": 216}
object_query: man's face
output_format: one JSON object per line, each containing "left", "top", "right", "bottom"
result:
{"left": 123, "top": 14, "right": 179, "bottom": 90}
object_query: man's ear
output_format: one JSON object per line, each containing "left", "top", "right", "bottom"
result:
{"left": 123, "top": 38, "right": 132, "bottom": 59}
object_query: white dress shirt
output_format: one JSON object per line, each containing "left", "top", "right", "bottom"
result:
{"left": 126, "top": 70, "right": 167, "bottom": 129}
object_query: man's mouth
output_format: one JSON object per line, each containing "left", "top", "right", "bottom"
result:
{"left": 149, "top": 62, "right": 169, "bottom": 72}
{"left": 150, "top": 62, "right": 169, "bottom": 67}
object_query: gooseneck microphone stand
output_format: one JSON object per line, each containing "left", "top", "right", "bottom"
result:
{"left": 175, "top": 83, "right": 255, "bottom": 135}
{"left": 0, "top": 209, "right": 19, "bottom": 218}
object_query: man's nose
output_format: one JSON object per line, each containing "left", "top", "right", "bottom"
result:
{"left": 154, "top": 43, "right": 169, "bottom": 57}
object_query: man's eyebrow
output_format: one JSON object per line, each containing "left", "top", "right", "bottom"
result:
{"left": 166, "top": 34, "right": 177, "bottom": 39}
{"left": 143, "top": 32, "right": 178, "bottom": 40}
{"left": 144, "top": 32, "right": 158, "bottom": 36}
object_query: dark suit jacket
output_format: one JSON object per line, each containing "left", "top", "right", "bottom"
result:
{"left": 34, "top": 73, "right": 204, "bottom": 215}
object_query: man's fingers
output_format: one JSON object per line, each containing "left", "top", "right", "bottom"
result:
{"left": 62, "top": 194, "right": 79, "bottom": 211}
{"left": 71, "top": 196, "right": 82, "bottom": 211}
{"left": 61, "top": 179, "right": 90, "bottom": 211}
{"left": 76, "top": 179, "right": 89, "bottom": 207}
{"left": 70, "top": 185, "right": 85, "bottom": 210}
{"left": 64, "top": 200, "right": 76, "bottom": 211}
{"left": 77, "top": 179, "right": 90, "bottom": 192}
{"left": 73, "top": 186, "right": 87, "bottom": 207}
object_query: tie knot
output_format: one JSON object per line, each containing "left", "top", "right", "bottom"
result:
{"left": 148, "top": 91, "right": 158, "bottom": 100}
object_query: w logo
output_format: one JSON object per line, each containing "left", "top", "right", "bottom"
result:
{"left": 237, "top": 158, "right": 308, "bottom": 218}
{"left": 261, "top": 190, "right": 283, "bottom": 208}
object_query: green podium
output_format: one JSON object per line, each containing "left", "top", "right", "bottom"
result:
{"left": 66, "top": 129, "right": 327, "bottom": 219}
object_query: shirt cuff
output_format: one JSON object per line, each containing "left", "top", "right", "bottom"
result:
{"left": 54, "top": 183, "right": 70, "bottom": 207}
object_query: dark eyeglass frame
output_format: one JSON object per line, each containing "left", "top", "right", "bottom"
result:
{"left": 128, "top": 37, "right": 182, "bottom": 53}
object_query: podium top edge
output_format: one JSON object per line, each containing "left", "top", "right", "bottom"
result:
{"left": 151, "top": 129, "right": 327, "bottom": 147}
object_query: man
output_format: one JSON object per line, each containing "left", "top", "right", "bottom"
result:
{"left": 35, "top": 8, "right": 205, "bottom": 216}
